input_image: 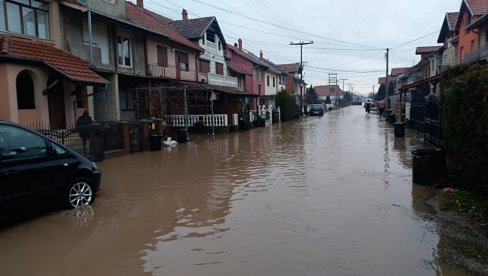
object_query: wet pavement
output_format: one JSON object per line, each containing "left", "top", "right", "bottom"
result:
{"left": 0, "top": 106, "right": 474, "bottom": 275}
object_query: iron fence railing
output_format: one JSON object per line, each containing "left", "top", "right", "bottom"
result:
{"left": 128, "top": 122, "right": 143, "bottom": 153}
{"left": 28, "top": 121, "right": 124, "bottom": 158}
{"left": 424, "top": 95, "right": 443, "bottom": 148}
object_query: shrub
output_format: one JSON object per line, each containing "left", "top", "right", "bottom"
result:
{"left": 275, "top": 90, "right": 297, "bottom": 121}
{"left": 441, "top": 64, "right": 488, "bottom": 192}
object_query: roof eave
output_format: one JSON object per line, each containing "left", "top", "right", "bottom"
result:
{"left": 0, "top": 55, "right": 109, "bottom": 85}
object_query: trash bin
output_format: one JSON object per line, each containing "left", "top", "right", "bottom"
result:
{"left": 387, "top": 113, "right": 396, "bottom": 124}
{"left": 239, "top": 117, "right": 249, "bottom": 131}
{"left": 177, "top": 129, "right": 189, "bottom": 143}
{"left": 393, "top": 122, "right": 405, "bottom": 137}
{"left": 150, "top": 135, "right": 161, "bottom": 151}
{"left": 412, "top": 148, "right": 446, "bottom": 185}
{"left": 89, "top": 123, "right": 104, "bottom": 162}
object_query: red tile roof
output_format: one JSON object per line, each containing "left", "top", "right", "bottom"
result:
{"left": 315, "top": 85, "right": 344, "bottom": 97}
{"left": 447, "top": 12, "right": 459, "bottom": 29}
{"left": 277, "top": 63, "right": 300, "bottom": 74}
{"left": 391, "top": 67, "right": 410, "bottom": 76}
{"left": 0, "top": 34, "right": 107, "bottom": 85}
{"left": 227, "top": 60, "right": 252, "bottom": 75}
{"left": 126, "top": 3, "right": 201, "bottom": 52}
{"left": 466, "top": 0, "right": 488, "bottom": 15}
{"left": 416, "top": 46, "right": 443, "bottom": 54}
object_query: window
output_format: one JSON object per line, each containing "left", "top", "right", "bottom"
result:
{"left": 176, "top": 51, "right": 189, "bottom": 71}
{"left": 199, "top": 60, "right": 210, "bottom": 73}
{"left": 218, "top": 41, "right": 221, "bottom": 51}
{"left": 202, "top": 33, "right": 205, "bottom": 45}
{"left": 267, "top": 75, "right": 270, "bottom": 86}
{"left": 258, "top": 84, "right": 262, "bottom": 95}
{"left": 5, "top": 0, "right": 50, "bottom": 39}
{"left": 0, "top": 125, "right": 47, "bottom": 160}
{"left": 16, "top": 71, "right": 35, "bottom": 109}
{"left": 215, "top": 62, "right": 223, "bottom": 75}
{"left": 117, "top": 32, "right": 132, "bottom": 67}
{"left": 471, "top": 40, "right": 475, "bottom": 51}
{"left": 157, "top": 45, "right": 168, "bottom": 67}
{"left": 206, "top": 30, "right": 215, "bottom": 43}
{"left": 120, "top": 89, "right": 136, "bottom": 110}
{"left": 273, "top": 77, "right": 275, "bottom": 87}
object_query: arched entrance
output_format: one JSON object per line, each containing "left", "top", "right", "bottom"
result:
{"left": 47, "top": 76, "right": 66, "bottom": 128}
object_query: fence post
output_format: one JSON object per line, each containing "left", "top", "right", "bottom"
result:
{"left": 119, "top": 121, "right": 130, "bottom": 156}
{"left": 89, "top": 123, "right": 104, "bottom": 161}
{"left": 140, "top": 119, "right": 150, "bottom": 151}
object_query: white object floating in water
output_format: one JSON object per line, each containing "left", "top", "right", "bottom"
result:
{"left": 163, "top": 137, "right": 177, "bottom": 147}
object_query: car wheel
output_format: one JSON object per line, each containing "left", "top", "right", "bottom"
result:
{"left": 66, "top": 177, "right": 95, "bottom": 208}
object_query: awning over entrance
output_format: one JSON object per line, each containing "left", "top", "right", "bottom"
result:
{"left": 0, "top": 34, "right": 108, "bottom": 85}
{"left": 165, "top": 80, "right": 258, "bottom": 97}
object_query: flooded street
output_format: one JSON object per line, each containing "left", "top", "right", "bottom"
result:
{"left": 0, "top": 107, "right": 472, "bottom": 275}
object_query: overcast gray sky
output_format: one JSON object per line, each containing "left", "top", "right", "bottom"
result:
{"left": 133, "top": 0, "right": 461, "bottom": 95}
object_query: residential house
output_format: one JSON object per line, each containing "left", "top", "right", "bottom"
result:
{"left": 59, "top": 0, "right": 205, "bottom": 122}
{"left": 455, "top": 0, "right": 488, "bottom": 64}
{"left": 438, "top": 12, "right": 459, "bottom": 67}
{"left": 225, "top": 39, "right": 268, "bottom": 121}
{"left": 277, "top": 63, "right": 301, "bottom": 96}
{"left": 465, "top": 11, "right": 488, "bottom": 63}
{"left": 0, "top": 0, "right": 108, "bottom": 127}
{"left": 261, "top": 53, "right": 289, "bottom": 109}
{"left": 315, "top": 85, "right": 344, "bottom": 106}
{"left": 171, "top": 10, "right": 237, "bottom": 89}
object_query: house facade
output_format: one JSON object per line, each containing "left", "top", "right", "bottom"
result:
{"left": 0, "top": 0, "right": 108, "bottom": 127}
{"left": 171, "top": 10, "right": 238, "bottom": 89}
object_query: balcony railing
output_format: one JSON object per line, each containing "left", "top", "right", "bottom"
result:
{"left": 462, "top": 44, "right": 488, "bottom": 64}
{"left": 147, "top": 64, "right": 196, "bottom": 81}
{"left": 165, "top": 114, "right": 228, "bottom": 127}
{"left": 208, "top": 73, "right": 238, "bottom": 88}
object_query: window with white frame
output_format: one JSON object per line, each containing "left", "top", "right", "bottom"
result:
{"left": 117, "top": 31, "right": 132, "bottom": 67}
{"left": 4, "top": 0, "right": 50, "bottom": 39}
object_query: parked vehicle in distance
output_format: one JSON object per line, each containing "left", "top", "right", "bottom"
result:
{"left": 309, "top": 104, "right": 324, "bottom": 116}
{"left": 0, "top": 120, "right": 101, "bottom": 216}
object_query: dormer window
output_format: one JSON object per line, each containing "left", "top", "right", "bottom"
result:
{"left": 4, "top": 0, "right": 50, "bottom": 39}
{"left": 206, "top": 30, "right": 215, "bottom": 43}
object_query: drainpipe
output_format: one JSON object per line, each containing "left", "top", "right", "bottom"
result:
{"left": 88, "top": 9, "right": 93, "bottom": 64}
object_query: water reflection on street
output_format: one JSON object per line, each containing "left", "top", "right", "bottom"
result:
{"left": 0, "top": 107, "right": 473, "bottom": 275}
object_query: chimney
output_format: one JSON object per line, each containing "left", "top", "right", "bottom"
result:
{"left": 260, "top": 50, "right": 263, "bottom": 60}
{"left": 182, "top": 9, "right": 188, "bottom": 21}
{"left": 137, "top": 0, "right": 144, "bottom": 8}
{"left": 238, "top": 38, "right": 242, "bottom": 51}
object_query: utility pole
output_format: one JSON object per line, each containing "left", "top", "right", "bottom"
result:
{"left": 328, "top": 73, "right": 338, "bottom": 107}
{"left": 290, "top": 41, "right": 313, "bottom": 115}
{"left": 385, "top": 48, "right": 390, "bottom": 112}
{"left": 340, "top": 78, "right": 348, "bottom": 92}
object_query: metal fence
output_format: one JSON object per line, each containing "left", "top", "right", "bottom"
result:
{"left": 128, "top": 122, "right": 143, "bottom": 153}
{"left": 29, "top": 121, "right": 124, "bottom": 157}
{"left": 424, "top": 95, "right": 443, "bottom": 148}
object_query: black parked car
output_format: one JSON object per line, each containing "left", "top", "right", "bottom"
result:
{"left": 0, "top": 121, "right": 101, "bottom": 215}
{"left": 309, "top": 104, "right": 324, "bottom": 116}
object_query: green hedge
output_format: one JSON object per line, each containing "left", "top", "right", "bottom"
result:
{"left": 275, "top": 90, "right": 297, "bottom": 121}
{"left": 441, "top": 64, "right": 488, "bottom": 191}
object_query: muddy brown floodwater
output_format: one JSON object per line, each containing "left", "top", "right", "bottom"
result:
{"left": 0, "top": 107, "right": 475, "bottom": 275}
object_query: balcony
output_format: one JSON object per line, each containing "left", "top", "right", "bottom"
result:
{"left": 203, "top": 40, "right": 219, "bottom": 54}
{"left": 462, "top": 44, "right": 488, "bottom": 64}
{"left": 208, "top": 73, "right": 238, "bottom": 88}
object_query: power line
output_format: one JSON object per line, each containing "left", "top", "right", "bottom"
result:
{"left": 189, "top": 0, "right": 382, "bottom": 50}
{"left": 391, "top": 31, "right": 440, "bottom": 49}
